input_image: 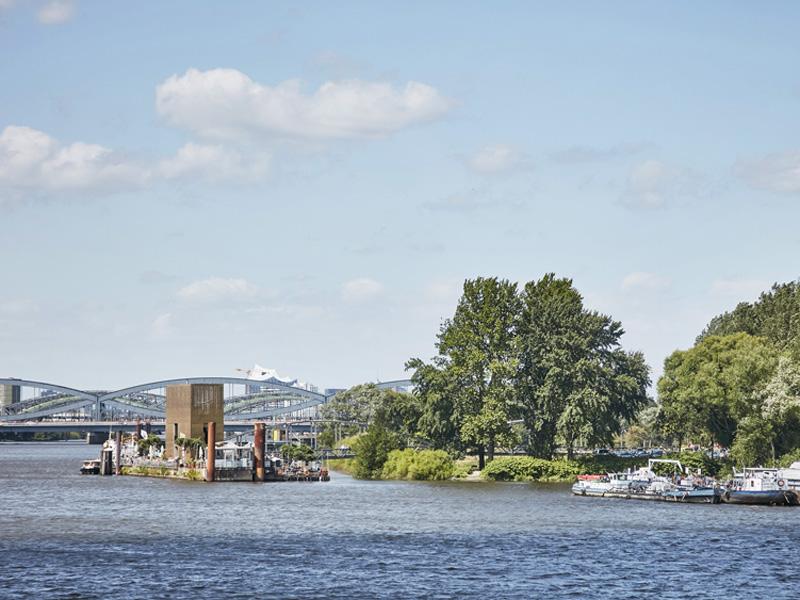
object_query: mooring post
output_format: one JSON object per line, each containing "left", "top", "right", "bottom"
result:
{"left": 254, "top": 422, "right": 265, "bottom": 482}
{"left": 114, "top": 430, "right": 122, "bottom": 476}
{"left": 206, "top": 421, "right": 215, "bottom": 482}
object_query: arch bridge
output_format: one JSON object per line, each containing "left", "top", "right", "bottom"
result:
{"left": 0, "top": 377, "right": 413, "bottom": 423}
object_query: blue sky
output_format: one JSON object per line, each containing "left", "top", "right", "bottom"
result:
{"left": 1, "top": 1, "right": 799, "bottom": 391}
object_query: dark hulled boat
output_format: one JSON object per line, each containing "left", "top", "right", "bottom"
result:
{"left": 723, "top": 468, "right": 800, "bottom": 506}
{"left": 722, "top": 489, "right": 799, "bottom": 506}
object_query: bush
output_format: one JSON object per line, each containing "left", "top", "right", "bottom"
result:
{"left": 381, "top": 449, "right": 455, "bottom": 481}
{"left": 481, "top": 457, "right": 581, "bottom": 482}
{"left": 352, "top": 424, "right": 400, "bottom": 479}
{"left": 281, "top": 443, "right": 316, "bottom": 463}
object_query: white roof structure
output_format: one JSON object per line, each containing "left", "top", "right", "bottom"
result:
{"left": 239, "top": 364, "right": 315, "bottom": 392}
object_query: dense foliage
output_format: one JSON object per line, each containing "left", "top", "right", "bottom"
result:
{"left": 481, "top": 456, "right": 582, "bottom": 482}
{"left": 380, "top": 449, "right": 455, "bottom": 481}
{"left": 318, "top": 384, "right": 421, "bottom": 449}
{"left": 700, "top": 281, "right": 800, "bottom": 357}
{"left": 658, "top": 280, "right": 800, "bottom": 467}
{"left": 281, "top": 443, "right": 316, "bottom": 463}
{"left": 408, "top": 275, "right": 650, "bottom": 464}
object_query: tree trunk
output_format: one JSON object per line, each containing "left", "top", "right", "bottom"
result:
{"left": 478, "top": 446, "right": 485, "bottom": 470}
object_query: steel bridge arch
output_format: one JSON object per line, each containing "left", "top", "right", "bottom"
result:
{"left": 0, "top": 376, "right": 413, "bottom": 422}
{"left": 99, "top": 377, "right": 327, "bottom": 404}
{"left": 0, "top": 378, "right": 98, "bottom": 402}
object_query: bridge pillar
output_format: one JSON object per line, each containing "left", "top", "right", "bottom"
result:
{"left": 86, "top": 432, "right": 105, "bottom": 445}
{"left": 165, "top": 384, "right": 223, "bottom": 459}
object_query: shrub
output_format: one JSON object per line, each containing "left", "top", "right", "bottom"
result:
{"left": 352, "top": 424, "right": 400, "bottom": 479}
{"left": 185, "top": 469, "right": 203, "bottom": 481}
{"left": 481, "top": 457, "right": 581, "bottom": 482}
{"left": 281, "top": 443, "right": 316, "bottom": 463}
{"left": 381, "top": 449, "right": 455, "bottom": 481}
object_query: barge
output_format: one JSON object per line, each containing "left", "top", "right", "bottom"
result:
{"left": 572, "top": 459, "right": 721, "bottom": 504}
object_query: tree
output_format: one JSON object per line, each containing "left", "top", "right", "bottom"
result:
{"left": 657, "top": 333, "right": 778, "bottom": 449}
{"left": 730, "top": 416, "right": 774, "bottom": 467}
{"left": 408, "top": 277, "right": 520, "bottom": 467}
{"left": 516, "top": 275, "right": 650, "bottom": 458}
{"left": 281, "top": 443, "right": 316, "bottom": 463}
{"left": 318, "top": 384, "right": 420, "bottom": 448}
{"left": 700, "top": 280, "right": 800, "bottom": 357}
{"left": 351, "top": 423, "right": 400, "bottom": 479}
{"left": 760, "top": 355, "right": 800, "bottom": 456}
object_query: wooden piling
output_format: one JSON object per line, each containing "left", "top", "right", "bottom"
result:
{"left": 254, "top": 422, "right": 266, "bottom": 482}
{"left": 206, "top": 421, "right": 215, "bottom": 482}
{"left": 114, "top": 430, "right": 122, "bottom": 476}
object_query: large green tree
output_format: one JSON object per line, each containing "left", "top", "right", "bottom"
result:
{"left": 409, "top": 277, "right": 520, "bottom": 467}
{"left": 657, "top": 333, "right": 778, "bottom": 449}
{"left": 408, "top": 274, "right": 650, "bottom": 463}
{"left": 516, "top": 275, "right": 650, "bottom": 458}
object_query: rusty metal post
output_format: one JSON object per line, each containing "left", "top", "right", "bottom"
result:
{"left": 254, "top": 422, "right": 265, "bottom": 482}
{"left": 114, "top": 430, "right": 122, "bottom": 476}
{"left": 206, "top": 421, "right": 215, "bottom": 482}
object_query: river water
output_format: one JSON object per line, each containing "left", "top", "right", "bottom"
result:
{"left": 1, "top": 442, "right": 799, "bottom": 599}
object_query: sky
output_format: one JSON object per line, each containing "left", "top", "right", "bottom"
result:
{"left": 1, "top": 1, "right": 799, "bottom": 392}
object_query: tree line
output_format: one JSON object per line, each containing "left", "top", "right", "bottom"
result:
{"left": 320, "top": 274, "right": 651, "bottom": 471}
{"left": 658, "top": 281, "right": 800, "bottom": 466}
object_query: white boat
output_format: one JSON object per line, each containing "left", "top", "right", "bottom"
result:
{"left": 572, "top": 459, "right": 721, "bottom": 503}
{"left": 723, "top": 468, "right": 799, "bottom": 506}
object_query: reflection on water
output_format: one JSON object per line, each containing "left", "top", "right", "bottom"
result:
{"left": 1, "top": 443, "right": 799, "bottom": 599}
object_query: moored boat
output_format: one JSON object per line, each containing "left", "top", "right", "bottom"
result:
{"left": 722, "top": 468, "right": 799, "bottom": 506}
{"left": 80, "top": 459, "right": 101, "bottom": 475}
{"left": 572, "top": 459, "right": 720, "bottom": 503}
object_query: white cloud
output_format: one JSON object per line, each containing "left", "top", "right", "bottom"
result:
{"left": 0, "top": 125, "right": 144, "bottom": 194}
{"left": 155, "top": 68, "right": 451, "bottom": 141}
{"left": 0, "top": 0, "right": 16, "bottom": 10}
{"left": 466, "top": 144, "right": 529, "bottom": 174}
{"left": 341, "top": 277, "right": 384, "bottom": 303}
{"left": 177, "top": 277, "right": 259, "bottom": 304}
{"left": 37, "top": 0, "right": 75, "bottom": 25}
{"left": 737, "top": 152, "right": 800, "bottom": 194}
{"left": 710, "top": 278, "right": 769, "bottom": 299}
{"left": 158, "top": 142, "right": 269, "bottom": 182}
{"left": 0, "top": 126, "right": 267, "bottom": 200}
{"left": 621, "top": 271, "right": 671, "bottom": 292}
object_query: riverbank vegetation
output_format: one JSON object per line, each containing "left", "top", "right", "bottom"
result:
{"left": 657, "top": 281, "right": 800, "bottom": 468}
{"left": 323, "top": 277, "right": 800, "bottom": 481}
{"left": 323, "top": 274, "right": 650, "bottom": 480}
